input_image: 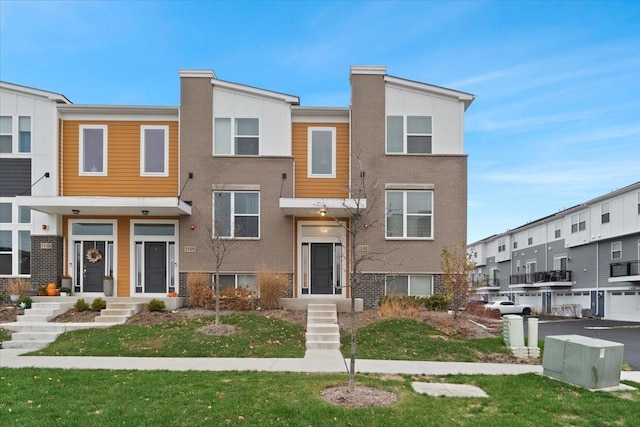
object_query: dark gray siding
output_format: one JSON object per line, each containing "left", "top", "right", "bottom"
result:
{"left": 598, "top": 234, "right": 640, "bottom": 287}
{"left": 0, "top": 158, "right": 31, "bottom": 196}
{"left": 566, "top": 244, "right": 597, "bottom": 289}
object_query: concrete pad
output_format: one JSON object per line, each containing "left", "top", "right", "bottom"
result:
{"left": 412, "top": 382, "right": 489, "bottom": 398}
{"left": 588, "top": 383, "right": 637, "bottom": 392}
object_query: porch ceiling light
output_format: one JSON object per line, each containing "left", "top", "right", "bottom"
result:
{"left": 72, "top": 209, "right": 80, "bottom": 215}
{"left": 320, "top": 209, "right": 326, "bottom": 217}
{"left": 141, "top": 210, "right": 149, "bottom": 216}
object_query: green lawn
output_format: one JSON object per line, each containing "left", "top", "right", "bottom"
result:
{"left": 0, "top": 369, "right": 638, "bottom": 426}
{"left": 343, "top": 318, "right": 510, "bottom": 361}
{"left": 30, "top": 314, "right": 306, "bottom": 358}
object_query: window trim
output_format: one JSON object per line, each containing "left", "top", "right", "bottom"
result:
{"left": 213, "top": 117, "right": 260, "bottom": 156}
{"left": 601, "top": 202, "right": 610, "bottom": 224}
{"left": 385, "top": 274, "right": 433, "bottom": 297}
{"left": 611, "top": 241, "right": 622, "bottom": 260}
{"left": 307, "top": 127, "right": 336, "bottom": 178}
{"left": 385, "top": 190, "right": 433, "bottom": 240}
{"left": 386, "top": 115, "right": 433, "bottom": 155}
{"left": 570, "top": 212, "right": 586, "bottom": 233}
{"left": 0, "top": 199, "right": 32, "bottom": 277}
{"left": 554, "top": 221, "right": 562, "bottom": 239}
{"left": 140, "top": 125, "right": 169, "bottom": 177}
{"left": 212, "top": 191, "right": 260, "bottom": 239}
{"left": 79, "top": 125, "right": 108, "bottom": 176}
{"left": 0, "top": 115, "right": 31, "bottom": 155}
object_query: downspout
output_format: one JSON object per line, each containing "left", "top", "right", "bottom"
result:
{"left": 596, "top": 241, "right": 600, "bottom": 316}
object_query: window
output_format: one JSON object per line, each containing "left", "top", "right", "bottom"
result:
{"left": 386, "top": 115, "right": 432, "bottom": 154}
{"left": 571, "top": 212, "right": 586, "bottom": 233}
{"left": 554, "top": 221, "right": 562, "bottom": 238}
{"left": 601, "top": 202, "right": 610, "bottom": 224}
{"left": 214, "top": 118, "right": 259, "bottom": 155}
{"left": 386, "top": 275, "right": 432, "bottom": 297}
{"left": 637, "top": 192, "right": 640, "bottom": 215}
{"left": 80, "top": 125, "right": 107, "bottom": 175}
{"left": 213, "top": 191, "right": 259, "bottom": 238}
{"left": 212, "top": 274, "right": 258, "bottom": 293}
{"left": 513, "top": 241, "right": 518, "bottom": 249}
{"left": 611, "top": 241, "right": 622, "bottom": 260}
{"left": 0, "top": 115, "right": 30, "bottom": 154}
{"left": 308, "top": 127, "right": 335, "bottom": 177}
{"left": 140, "top": 126, "right": 168, "bottom": 176}
{"left": 0, "top": 201, "right": 30, "bottom": 275}
{"left": 386, "top": 190, "right": 433, "bottom": 239}
{"left": 527, "top": 231, "right": 533, "bottom": 246}
{"left": 553, "top": 255, "right": 567, "bottom": 271}
{"left": 497, "top": 238, "right": 506, "bottom": 253}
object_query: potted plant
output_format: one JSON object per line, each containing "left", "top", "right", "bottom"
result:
{"left": 61, "top": 274, "right": 72, "bottom": 289}
{"left": 103, "top": 275, "right": 114, "bottom": 297}
{"left": 7, "top": 277, "right": 30, "bottom": 302}
{"left": 59, "top": 287, "right": 72, "bottom": 297}
{"left": 37, "top": 284, "right": 47, "bottom": 296}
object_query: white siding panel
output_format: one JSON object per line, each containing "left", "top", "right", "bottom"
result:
{"left": 433, "top": 97, "right": 462, "bottom": 154}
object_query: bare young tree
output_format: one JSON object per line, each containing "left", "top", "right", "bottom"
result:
{"left": 441, "top": 243, "right": 476, "bottom": 318}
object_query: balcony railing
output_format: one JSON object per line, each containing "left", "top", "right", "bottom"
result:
{"left": 472, "top": 278, "right": 499, "bottom": 288}
{"left": 610, "top": 261, "right": 640, "bottom": 278}
{"left": 509, "top": 270, "right": 572, "bottom": 285}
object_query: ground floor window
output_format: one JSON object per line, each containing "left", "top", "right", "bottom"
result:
{"left": 213, "top": 274, "right": 258, "bottom": 293}
{"left": 386, "top": 275, "right": 433, "bottom": 297}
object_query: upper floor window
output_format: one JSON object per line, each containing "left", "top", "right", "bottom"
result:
{"left": 214, "top": 118, "right": 259, "bottom": 155}
{"left": 0, "top": 116, "right": 31, "bottom": 154}
{"left": 513, "top": 241, "right": 518, "bottom": 249}
{"left": 80, "top": 125, "right": 107, "bottom": 175}
{"left": 554, "top": 221, "right": 562, "bottom": 238}
{"left": 611, "top": 241, "right": 622, "bottom": 259}
{"left": 637, "top": 192, "right": 640, "bottom": 215}
{"left": 140, "top": 126, "right": 168, "bottom": 176}
{"left": 571, "top": 212, "right": 586, "bottom": 233}
{"left": 213, "top": 191, "right": 259, "bottom": 238}
{"left": 386, "top": 115, "right": 432, "bottom": 154}
{"left": 527, "top": 231, "right": 533, "bottom": 246}
{"left": 386, "top": 190, "right": 433, "bottom": 239}
{"left": 601, "top": 202, "right": 610, "bottom": 224}
{"left": 308, "top": 127, "right": 335, "bottom": 178}
{"left": 497, "top": 238, "right": 506, "bottom": 253}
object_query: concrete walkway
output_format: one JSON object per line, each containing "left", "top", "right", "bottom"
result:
{"left": 1, "top": 348, "right": 638, "bottom": 383}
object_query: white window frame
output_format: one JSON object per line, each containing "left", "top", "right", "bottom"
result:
{"left": 601, "top": 202, "right": 610, "bottom": 224}
{"left": 611, "top": 241, "right": 622, "bottom": 260}
{"left": 140, "top": 125, "right": 169, "bottom": 177}
{"left": 79, "top": 125, "right": 108, "bottom": 176}
{"left": 385, "top": 274, "right": 433, "bottom": 297}
{"left": 0, "top": 115, "right": 31, "bottom": 155}
{"left": 637, "top": 192, "right": 640, "bottom": 215}
{"left": 213, "top": 117, "right": 260, "bottom": 156}
{"left": 554, "top": 221, "right": 562, "bottom": 239}
{"left": 527, "top": 231, "right": 533, "bottom": 246}
{"left": 212, "top": 273, "right": 259, "bottom": 294}
{"left": 213, "top": 191, "right": 260, "bottom": 239}
{"left": 0, "top": 199, "right": 32, "bottom": 277}
{"left": 386, "top": 115, "right": 433, "bottom": 154}
{"left": 385, "top": 190, "right": 433, "bottom": 240}
{"left": 307, "top": 127, "right": 336, "bottom": 178}
{"left": 571, "top": 212, "right": 586, "bottom": 233}
{"left": 553, "top": 254, "right": 567, "bottom": 271}
{"left": 497, "top": 238, "right": 506, "bottom": 253}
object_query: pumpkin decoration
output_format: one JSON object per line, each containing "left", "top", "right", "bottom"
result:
{"left": 46, "top": 283, "right": 59, "bottom": 296}
{"left": 167, "top": 291, "right": 178, "bottom": 297}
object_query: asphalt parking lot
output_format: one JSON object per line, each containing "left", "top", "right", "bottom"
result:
{"left": 535, "top": 319, "right": 640, "bottom": 370}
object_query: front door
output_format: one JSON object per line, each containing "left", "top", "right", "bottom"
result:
{"left": 311, "top": 243, "right": 333, "bottom": 294}
{"left": 145, "top": 242, "right": 166, "bottom": 293}
{"left": 590, "top": 290, "right": 605, "bottom": 317}
{"left": 83, "top": 241, "right": 106, "bottom": 292}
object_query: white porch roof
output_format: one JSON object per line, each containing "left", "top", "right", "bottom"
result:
{"left": 14, "top": 196, "right": 192, "bottom": 216}
{"left": 279, "top": 197, "right": 365, "bottom": 217}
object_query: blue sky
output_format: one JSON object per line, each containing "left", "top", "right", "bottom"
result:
{"left": 1, "top": 0, "right": 639, "bottom": 243}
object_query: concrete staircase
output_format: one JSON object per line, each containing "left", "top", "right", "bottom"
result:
{"left": 95, "top": 302, "right": 146, "bottom": 324}
{"left": 305, "top": 304, "right": 341, "bottom": 357}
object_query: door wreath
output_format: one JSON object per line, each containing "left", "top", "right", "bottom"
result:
{"left": 86, "top": 247, "right": 103, "bottom": 263}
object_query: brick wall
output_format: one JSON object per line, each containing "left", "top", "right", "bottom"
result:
{"left": 30, "top": 235, "right": 64, "bottom": 286}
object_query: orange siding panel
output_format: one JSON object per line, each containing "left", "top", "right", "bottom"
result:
{"left": 61, "top": 120, "right": 179, "bottom": 196}
{"left": 292, "top": 122, "right": 350, "bottom": 198}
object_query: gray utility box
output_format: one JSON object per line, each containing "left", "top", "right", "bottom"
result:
{"left": 542, "top": 334, "right": 624, "bottom": 389}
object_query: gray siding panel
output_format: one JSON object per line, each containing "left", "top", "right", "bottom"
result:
{"left": 566, "top": 244, "right": 597, "bottom": 289}
{"left": 0, "top": 158, "right": 31, "bottom": 196}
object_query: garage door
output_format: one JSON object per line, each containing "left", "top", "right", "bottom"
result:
{"left": 608, "top": 291, "right": 640, "bottom": 321}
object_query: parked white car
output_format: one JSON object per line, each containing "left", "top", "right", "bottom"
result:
{"left": 485, "top": 301, "right": 532, "bottom": 316}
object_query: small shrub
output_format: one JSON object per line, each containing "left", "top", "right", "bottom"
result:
{"left": 147, "top": 298, "right": 166, "bottom": 312}
{"left": 7, "top": 277, "right": 31, "bottom": 296}
{"left": 17, "top": 295, "right": 33, "bottom": 309}
{"left": 220, "top": 286, "right": 257, "bottom": 311}
{"left": 91, "top": 297, "right": 107, "bottom": 312}
{"left": 424, "top": 294, "right": 450, "bottom": 311}
{"left": 74, "top": 299, "right": 90, "bottom": 312}
{"left": 186, "top": 272, "right": 214, "bottom": 308}
{"left": 379, "top": 297, "right": 421, "bottom": 319}
{"left": 258, "top": 269, "right": 288, "bottom": 309}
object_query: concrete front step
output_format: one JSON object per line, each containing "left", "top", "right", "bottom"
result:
{"left": 2, "top": 339, "right": 55, "bottom": 350}
{"left": 16, "top": 302, "right": 76, "bottom": 323}
{"left": 306, "top": 340, "right": 341, "bottom": 350}
{"left": 306, "top": 332, "right": 340, "bottom": 342}
{"left": 100, "top": 309, "right": 135, "bottom": 317}
{"left": 94, "top": 315, "right": 128, "bottom": 324}
{"left": 11, "top": 331, "right": 61, "bottom": 341}
{"left": 307, "top": 324, "right": 339, "bottom": 334}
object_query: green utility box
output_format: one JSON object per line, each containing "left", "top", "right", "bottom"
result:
{"left": 542, "top": 334, "right": 624, "bottom": 389}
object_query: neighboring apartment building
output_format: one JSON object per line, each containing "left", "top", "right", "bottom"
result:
{"left": 468, "top": 182, "right": 640, "bottom": 321}
{"left": 2, "top": 65, "right": 474, "bottom": 306}
{"left": 0, "top": 82, "right": 70, "bottom": 288}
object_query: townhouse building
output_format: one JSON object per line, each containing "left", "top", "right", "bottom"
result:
{"left": 2, "top": 65, "right": 474, "bottom": 308}
{"left": 468, "top": 182, "right": 640, "bottom": 321}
